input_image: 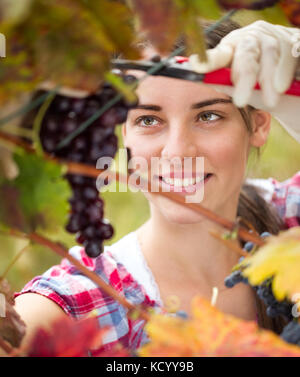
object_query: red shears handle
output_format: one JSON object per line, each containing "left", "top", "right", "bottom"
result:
{"left": 203, "top": 68, "right": 300, "bottom": 97}
{"left": 174, "top": 57, "right": 300, "bottom": 97}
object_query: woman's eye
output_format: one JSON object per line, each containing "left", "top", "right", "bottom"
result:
{"left": 197, "top": 112, "right": 222, "bottom": 123}
{"left": 135, "top": 116, "right": 160, "bottom": 127}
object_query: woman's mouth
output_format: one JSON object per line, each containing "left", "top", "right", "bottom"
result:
{"left": 158, "top": 173, "right": 213, "bottom": 193}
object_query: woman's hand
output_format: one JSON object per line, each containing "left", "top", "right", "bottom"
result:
{"left": 189, "top": 20, "right": 299, "bottom": 108}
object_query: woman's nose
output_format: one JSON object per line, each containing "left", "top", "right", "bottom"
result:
{"left": 160, "top": 126, "right": 198, "bottom": 160}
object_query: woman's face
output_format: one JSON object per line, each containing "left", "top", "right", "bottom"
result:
{"left": 122, "top": 72, "right": 268, "bottom": 224}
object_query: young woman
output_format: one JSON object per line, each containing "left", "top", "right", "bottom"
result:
{"left": 14, "top": 19, "right": 300, "bottom": 353}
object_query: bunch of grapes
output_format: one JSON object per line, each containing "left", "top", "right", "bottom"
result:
{"left": 24, "top": 76, "right": 137, "bottom": 257}
{"left": 224, "top": 232, "right": 294, "bottom": 322}
{"left": 254, "top": 279, "right": 294, "bottom": 321}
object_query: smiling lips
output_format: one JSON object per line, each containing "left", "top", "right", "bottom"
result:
{"left": 158, "top": 173, "right": 213, "bottom": 192}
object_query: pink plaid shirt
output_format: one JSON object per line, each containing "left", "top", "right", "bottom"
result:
{"left": 15, "top": 171, "right": 300, "bottom": 354}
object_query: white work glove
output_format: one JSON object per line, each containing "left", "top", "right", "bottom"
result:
{"left": 189, "top": 20, "right": 300, "bottom": 143}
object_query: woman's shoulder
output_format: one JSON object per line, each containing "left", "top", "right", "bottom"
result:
{"left": 15, "top": 232, "right": 159, "bottom": 350}
{"left": 17, "top": 232, "right": 156, "bottom": 312}
{"left": 246, "top": 170, "right": 300, "bottom": 228}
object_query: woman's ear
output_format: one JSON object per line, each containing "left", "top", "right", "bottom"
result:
{"left": 249, "top": 110, "right": 271, "bottom": 147}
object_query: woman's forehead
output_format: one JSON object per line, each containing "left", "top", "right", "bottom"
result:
{"left": 126, "top": 70, "right": 231, "bottom": 104}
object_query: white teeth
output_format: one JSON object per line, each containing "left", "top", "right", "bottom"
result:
{"left": 161, "top": 175, "right": 209, "bottom": 187}
{"left": 161, "top": 176, "right": 205, "bottom": 187}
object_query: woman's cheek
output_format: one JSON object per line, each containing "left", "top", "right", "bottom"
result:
{"left": 207, "top": 132, "right": 247, "bottom": 168}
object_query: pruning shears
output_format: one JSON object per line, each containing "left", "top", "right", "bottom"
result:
{"left": 112, "top": 56, "right": 300, "bottom": 97}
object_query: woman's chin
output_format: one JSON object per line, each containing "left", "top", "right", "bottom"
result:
{"left": 149, "top": 195, "right": 210, "bottom": 225}
{"left": 163, "top": 211, "right": 208, "bottom": 225}
{"left": 144, "top": 188, "right": 208, "bottom": 223}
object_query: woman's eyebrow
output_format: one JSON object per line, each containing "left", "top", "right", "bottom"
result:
{"left": 191, "top": 98, "right": 233, "bottom": 109}
{"left": 130, "top": 104, "right": 162, "bottom": 111}
{"left": 130, "top": 98, "right": 233, "bottom": 111}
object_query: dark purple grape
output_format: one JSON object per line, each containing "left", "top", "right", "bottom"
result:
{"left": 90, "top": 126, "right": 114, "bottom": 144}
{"left": 97, "top": 134, "right": 118, "bottom": 158}
{"left": 42, "top": 137, "right": 57, "bottom": 152}
{"left": 66, "top": 174, "right": 86, "bottom": 186}
{"left": 83, "top": 186, "right": 98, "bottom": 201}
{"left": 71, "top": 200, "right": 86, "bottom": 213}
{"left": 99, "top": 108, "right": 120, "bottom": 128}
{"left": 84, "top": 240, "right": 103, "bottom": 258}
{"left": 110, "top": 106, "right": 128, "bottom": 124}
{"left": 72, "top": 98, "right": 85, "bottom": 114}
{"left": 85, "top": 176, "right": 99, "bottom": 187}
{"left": 99, "top": 222, "right": 114, "bottom": 240}
{"left": 73, "top": 136, "right": 87, "bottom": 151}
{"left": 66, "top": 215, "right": 82, "bottom": 233}
{"left": 89, "top": 145, "right": 104, "bottom": 161}
{"left": 72, "top": 187, "right": 84, "bottom": 200}
{"left": 86, "top": 204, "right": 104, "bottom": 223}
{"left": 45, "top": 117, "right": 59, "bottom": 132}
{"left": 281, "top": 321, "right": 300, "bottom": 345}
{"left": 66, "top": 151, "right": 84, "bottom": 163}
{"left": 82, "top": 225, "right": 97, "bottom": 240}
{"left": 224, "top": 270, "right": 245, "bottom": 288}
{"left": 55, "top": 96, "right": 71, "bottom": 112}
{"left": 63, "top": 118, "right": 77, "bottom": 134}
{"left": 84, "top": 98, "right": 101, "bottom": 118}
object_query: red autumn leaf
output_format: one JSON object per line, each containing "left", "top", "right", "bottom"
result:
{"left": 27, "top": 316, "right": 111, "bottom": 357}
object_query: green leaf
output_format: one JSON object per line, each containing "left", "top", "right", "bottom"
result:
{"left": 0, "top": 150, "right": 72, "bottom": 239}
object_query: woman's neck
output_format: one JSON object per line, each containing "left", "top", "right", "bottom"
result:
{"left": 136, "top": 206, "right": 242, "bottom": 289}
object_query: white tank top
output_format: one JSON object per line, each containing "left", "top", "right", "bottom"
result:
{"left": 103, "top": 231, "right": 164, "bottom": 306}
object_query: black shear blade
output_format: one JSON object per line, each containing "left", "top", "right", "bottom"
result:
{"left": 111, "top": 59, "right": 204, "bottom": 82}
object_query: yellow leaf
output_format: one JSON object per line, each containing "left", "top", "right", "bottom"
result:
{"left": 239, "top": 227, "right": 300, "bottom": 301}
